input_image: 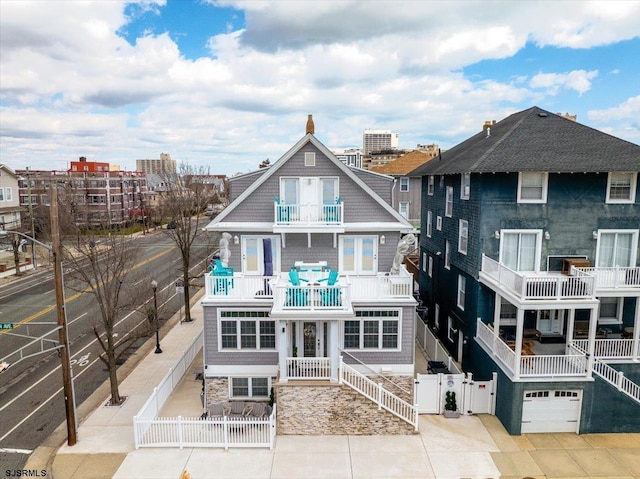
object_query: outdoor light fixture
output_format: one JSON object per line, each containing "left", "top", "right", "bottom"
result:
{"left": 494, "top": 231, "right": 500, "bottom": 239}
{"left": 544, "top": 231, "right": 550, "bottom": 240}
{"left": 592, "top": 231, "right": 598, "bottom": 239}
{"left": 380, "top": 235, "right": 385, "bottom": 244}
{"left": 233, "top": 235, "right": 239, "bottom": 245}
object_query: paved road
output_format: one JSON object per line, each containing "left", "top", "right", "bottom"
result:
{"left": 0, "top": 229, "right": 215, "bottom": 472}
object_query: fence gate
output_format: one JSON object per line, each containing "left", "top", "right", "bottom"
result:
{"left": 415, "top": 372, "right": 496, "bottom": 415}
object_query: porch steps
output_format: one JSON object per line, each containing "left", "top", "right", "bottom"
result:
{"left": 592, "top": 359, "right": 640, "bottom": 405}
{"left": 274, "top": 381, "right": 416, "bottom": 435}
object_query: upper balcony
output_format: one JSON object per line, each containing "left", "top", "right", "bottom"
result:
{"left": 574, "top": 266, "right": 640, "bottom": 294}
{"left": 480, "top": 255, "right": 596, "bottom": 304}
{"left": 203, "top": 264, "right": 415, "bottom": 316}
{"left": 273, "top": 201, "right": 344, "bottom": 233}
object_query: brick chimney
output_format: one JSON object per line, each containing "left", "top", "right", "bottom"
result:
{"left": 306, "top": 114, "right": 315, "bottom": 135}
{"left": 482, "top": 120, "right": 496, "bottom": 131}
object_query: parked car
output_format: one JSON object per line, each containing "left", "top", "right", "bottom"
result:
{"left": 166, "top": 221, "right": 177, "bottom": 229}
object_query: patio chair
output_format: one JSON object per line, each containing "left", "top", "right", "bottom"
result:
{"left": 318, "top": 269, "right": 339, "bottom": 285}
{"left": 208, "top": 403, "right": 227, "bottom": 419}
{"left": 228, "top": 401, "right": 253, "bottom": 418}
{"left": 212, "top": 259, "right": 234, "bottom": 276}
{"left": 319, "top": 286, "right": 342, "bottom": 307}
{"left": 286, "top": 269, "right": 309, "bottom": 306}
{"left": 249, "top": 402, "right": 268, "bottom": 418}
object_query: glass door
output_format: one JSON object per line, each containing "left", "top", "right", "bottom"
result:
{"left": 300, "top": 321, "right": 327, "bottom": 357}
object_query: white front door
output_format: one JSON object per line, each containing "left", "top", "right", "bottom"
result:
{"left": 340, "top": 236, "right": 378, "bottom": 275}
{"left": 536, "top": 310, "right": 564, "bottom": 334}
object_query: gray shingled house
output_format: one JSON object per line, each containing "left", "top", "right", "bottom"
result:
{"left": 414, "top": 106, "right": 640, "bottom": 434}
{"left": 202, "top": 122, "right": 419, "bottom": 434}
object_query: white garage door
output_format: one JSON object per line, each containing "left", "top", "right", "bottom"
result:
{"left": 521, "top": 390, "right": 581, "bottom": 433}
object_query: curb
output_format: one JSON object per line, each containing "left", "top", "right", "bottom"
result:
{"left": 23, "top": 287, "right": 206, "bottom": 478}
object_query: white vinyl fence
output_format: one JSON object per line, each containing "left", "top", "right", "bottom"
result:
{"left": 415, "top": 317, "right": 461, "bottom": 373}
{"left": 133, "top": 330, "right": 278, "bottom": 449}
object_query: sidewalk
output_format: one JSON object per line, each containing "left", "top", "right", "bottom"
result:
{"left": 26, "top": 295, "right": 640, "bottom": 479}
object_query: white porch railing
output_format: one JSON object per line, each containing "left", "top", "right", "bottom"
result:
{"left": 476, "top": 319, "right": 588, "bottom": 378}
{"left": 480, "top": 255, "right": 596, "bottom": 300}
{"left": 133, "top": 407, "right": 276, "bottom": 449}
{"left": 349, "top": 267, "right": 414, "bottom": 299}
{"left": 205, "top": 274, "right": 276, "bottom": 299}
{"left": 573, "top": 338, "right": 639, "bottom": 360}
{"left": 286, "top": 357, "right": 331, "bottom": 380}
{"left": 274, "top": 202, "right": 344, "bottom": 225}
{"left": 339, "top": 357, "right": 418, "bottom": 430}
{"left": 575, "top": 266, "right": 640, "bottom": 290}
{"left": 592, "top": 361, "right": 640, "bottom": 405}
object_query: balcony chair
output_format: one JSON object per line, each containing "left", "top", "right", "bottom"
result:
{"left": 318, "top": 270, "right": 341, "bottom": 306}
{"left": 210, "top": 259, "right": 235, "bottom": 294}
{"left": 211, "top": 259, "right": 234, "bottom": 276}
{"left": 286, "top": 269, "right": 309, "bottom": 306}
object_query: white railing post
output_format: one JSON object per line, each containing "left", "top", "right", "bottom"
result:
{"left": 617, "top": 371, "right": 625, "bottom": 390}
{"left": 177, "top": 416, "right": 183, "bottom": 449}
{"left": 223, "top": 415, "right": 229, "bottom": 451}
{"left": 377, "top": 382, "right": 383, "bottom": 410}
{"left": 339, "top": 356, "right": 344, "bottom": 384}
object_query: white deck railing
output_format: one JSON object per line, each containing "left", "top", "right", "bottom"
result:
{"left": 205, "top": 274, "right": 276, "bottom": 300}
{"left": 274, "top": 202, "right": 344, "bottom": 225}
{"left": 349, "top": 267, "right": 414, "bottom": 299}
{"left": 480, "top": 255, "right": 596, "bottom": 300}
{"left": 592, "top": 361, "right": 640, "bottom": 405}
{"left": 134, "top": 406, "right": 276, "bottom": 450}
{"left": 339, "top": 357, "right": 418, "bottom": 430}
{"left": 476, "top": 319, "right": 588, "bottom": 378}
{"left": 272, "top": 282, "right": 352, "bottom": 313}
{"left": 575, "top": 266, "right": 640, "bottom": 290}
{"left": 286, "top": 357, "right": 331, "bottom": 380}
{"left": 573, "top": 338, "right": 639, "bottom": 360}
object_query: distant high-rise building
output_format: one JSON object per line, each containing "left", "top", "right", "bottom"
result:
{"left": 332, "top": 148, "right": 364, "bottom": 169}
{"left": 362, "top": 129, "right": 399, "bottom": 155}
{"left": 136, "top": 153, "right": 176, "bottom": 175}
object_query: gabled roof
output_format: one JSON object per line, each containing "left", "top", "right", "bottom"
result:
{"left": 413, "top": 106, "right": 640, "bottom": 176}
{"left": 372, "top": 150, "right": 434, "bottom": 175}
{"left": 207, "top": 133, "right": 412, "bottom": 228}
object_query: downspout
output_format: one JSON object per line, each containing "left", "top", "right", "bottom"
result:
{"left": 391, "top": 178, "right": 397, "bottom": 209}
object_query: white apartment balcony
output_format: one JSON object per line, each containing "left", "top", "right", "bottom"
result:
{"left": 574, "top": 266, "right": 640, "bottom": 294}
{"left": 476, "top": 318, "right": 640, "bottom": 383}
{"left": 480, "top": 255, "right": 596, "bottom": 305}
{"left": 273, "top": 201, "right": 344, "bottom": 233}
{"left": 203, "top": 266, "right": 415, "bottom": 315}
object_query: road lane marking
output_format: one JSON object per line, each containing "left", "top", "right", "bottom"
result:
{"left": 0, "top": 248, "right": 174, "bottom": 335}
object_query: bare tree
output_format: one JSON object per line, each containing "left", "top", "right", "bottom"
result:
{"left": 158, "top": 164, "right": 219, "bottom": 322}
{"left": 52, "top": 183, "right": 149, "bottom": 406}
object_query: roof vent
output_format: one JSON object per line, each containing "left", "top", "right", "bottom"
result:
{"left": 486, "top": 127, "right": 491, "bottom": 137}
{"left": 538, "top": 112, "right": 548, "bottom": 117}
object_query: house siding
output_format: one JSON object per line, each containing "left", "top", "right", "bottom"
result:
{"left": 224, "top": 144, "right": 399, "bottom": 224}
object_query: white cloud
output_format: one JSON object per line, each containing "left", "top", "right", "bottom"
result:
{"left": 0, "top": 0, "right": 638, "bottom": 174}
{"left": 530, "top": 70, "right": 599, "bottom": 95}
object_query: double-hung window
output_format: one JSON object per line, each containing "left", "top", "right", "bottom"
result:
{"left": 457, "top": 275, "right": 466, "bottom": 310}
{"left": 606, "top": 172, "right": 636, "bottom": 204}
{"left": 460, "top": 173, "right": 470, "bottom": 199}
{"left": 517, "top": 172, "right": 548, "bottom": 203}
{"left": 444, "top": 240, "right": 451, "bottom": 269}
{"left": 445, "top": 187, "right": 453, "bottom": 217}
{"left": 230, "top": 377, "right": 269, "bottom": 398}
{"left": 427, "top": 176, "right": 434, "bottom": 195}
{"left": 343, "top": 311, "right": 400, "bottom": 350}
{"left": 426, "top": 211, "right": 432, "bottom": 237}
{"left": 399, "top": 177, "right": 409, "bottom": 192}
{"left": 458, "top": 219, "right": 468, "bottom": 254}
{"left": 219, "top": 311, "right": 275, "bottom": 350}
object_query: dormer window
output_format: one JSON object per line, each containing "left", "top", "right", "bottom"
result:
{"left": 304, "top": 152, "right": 316, "bottom": 167}
{"left": 517, "top": 172, "right": 548, "bottom": 203}
{"left": 606, "top": 172, "right": 636, "bottom": 204}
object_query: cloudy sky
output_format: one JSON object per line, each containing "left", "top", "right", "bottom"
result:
{"left": 1, "top": 0, "right": 639, "bottom": 176}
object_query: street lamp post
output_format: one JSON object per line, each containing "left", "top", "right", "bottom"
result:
{"left": 151, "top": 280, "right": 162, "bottom": 354}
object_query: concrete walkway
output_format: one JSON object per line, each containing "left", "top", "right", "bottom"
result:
{"left": 25, "top": 293, "right": 640, "bottom": 479}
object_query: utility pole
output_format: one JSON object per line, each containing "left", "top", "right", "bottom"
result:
{"left": 50, "top": 183, "right": 77, "bottom": 446}
{"left": 26, "top": 167, "right": 37, "bottom": 269}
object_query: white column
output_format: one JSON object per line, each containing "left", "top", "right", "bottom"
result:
{"left": 278, "top": 320, "right": 288, "bottom": 382}
{"left": 587, "top": 305, "right": 599, "bottom": 375}
{"left": 514, "top": 308, "right": 524, "bottom": 378}
{"left": 493, "top": 293, "right": 502, "bottom": 351}
{"left": 566, "top": 309, "right": 576, "bottom": 348}
{"left": 632, "top": 298, "right": 640, "bottom": 362}
{"left": 330, "top": 321, "right": 340, "bottom": 381}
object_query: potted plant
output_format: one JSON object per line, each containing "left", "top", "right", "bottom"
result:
{"left": 444, "top": 390, "right": 460, "bottom": 418}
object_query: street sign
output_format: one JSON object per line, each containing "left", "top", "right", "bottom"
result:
{"left": 0, "top": 323, "right": 14, "bottom": 330}
{"left": 175, "top": 279, "right": 184, "bottom": 294}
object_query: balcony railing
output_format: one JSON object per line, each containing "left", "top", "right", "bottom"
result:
{"left": 480, "top": 255, "right": 596, "bottom": 301}
{"left": 575, "top": 266, "right": 640, "bottom": 290}
{"left": 274, "top": 202, "right": 343, "bottom": 226}
{"left": 476, "top": 319, "right": 589, "bottom": 378}
{"left": 572, "top": 338, "right": 639, "bottom": 361}
{"left": 285, "top": 357, "right": 331, "bottom": 380}
{"left": 206, "top": 266, "right": 415, "bottom": 312}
